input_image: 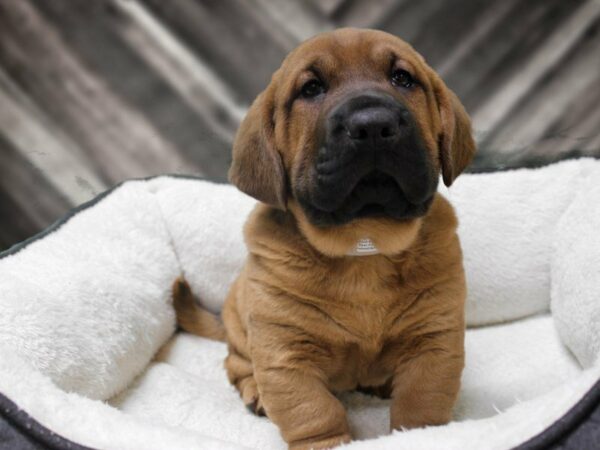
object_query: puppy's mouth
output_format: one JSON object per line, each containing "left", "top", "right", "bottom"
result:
{"left": 298, "top": 170, "right": 434, "bottom": 227}
{"left": 344, "top": 171, "right": 402, "bottom": 216}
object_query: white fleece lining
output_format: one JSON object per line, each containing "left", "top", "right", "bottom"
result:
{"left": 0, "top": 159, "right": 599, "bottom": 449}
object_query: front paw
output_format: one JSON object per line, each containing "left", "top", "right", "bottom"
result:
{"left": 238, "top": 376, "right": 266, "bottom": 416}
{"left": 290, "top": 433, "right": 351, "bottom": 450}
{"left": 245, "top": 397, "right": 266, "bottom": 417}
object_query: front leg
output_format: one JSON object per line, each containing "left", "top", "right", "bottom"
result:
{"left": 251, "top": 323, "right": 351, "bottom": 450}
{"left": 390, "top": 329, "right": 464, "bottom": 430}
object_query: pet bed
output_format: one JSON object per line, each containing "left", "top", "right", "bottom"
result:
{"left": 0, "top": 158, "right": 599, "bottom": 450}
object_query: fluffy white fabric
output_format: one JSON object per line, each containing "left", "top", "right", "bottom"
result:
{"left": 551, "top": 161, "right": 600, "bottom": 368}
{"left": 108, "top": 315, "right": 584, "bottom": 449}
{"left": 447, "top": 158, "right": 599, "bottom": 326}
{"left": 0, "top": 184, "right": 179, "bottom": 400}
{"left": 149, "top": 178, "right": 254, "bottom": 314}
{"left": 0, "top": 159, "right": 599, "bottom": 450}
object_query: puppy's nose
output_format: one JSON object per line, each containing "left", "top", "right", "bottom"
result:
{"left": 346, "top": 107, "right": 401, "bottom": 142}
{"left": 328, "top": 92, "right": 411, "bottom": 151}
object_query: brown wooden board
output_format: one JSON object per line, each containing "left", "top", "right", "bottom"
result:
{"left": 0, "top": 0, "right": 598, "bottom": 250}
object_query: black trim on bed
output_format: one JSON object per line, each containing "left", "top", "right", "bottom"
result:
{"left": 0, "top": 173, "right": 598, "bottom": 450}
{"left": 514, "top": 377, "right": 600, "bottom": 450}
{"left": 0, "top": 392, "right": 95, "bottom": 450}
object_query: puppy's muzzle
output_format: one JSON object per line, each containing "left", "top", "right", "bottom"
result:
{"left": 297, "top": 91, "right": 438, "bottom": 226}
{"left": 332, "top": 92, "right": 410, "bottom": 152}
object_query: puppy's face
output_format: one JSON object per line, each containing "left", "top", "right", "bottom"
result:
{"left": 230, "top": 29, "right": 476, "bottom": 227}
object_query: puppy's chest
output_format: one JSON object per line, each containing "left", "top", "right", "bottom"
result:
{"left": 311, "top": 259, "right": 413, "bottom": 341}
{"left": 314, "top": 266, "right": 414, "bottom": 389}
{"left": 320, "top": 265, "right": 427, "bottom": 385}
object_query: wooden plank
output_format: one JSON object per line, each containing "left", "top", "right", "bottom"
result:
{"left": 0, "top": 0, "right": 194, "bottom": 185}
{"left": 440, "top": 0, "right": 582, "bottom": 109}
{"left": 0, "top": 190, "right": 48, "bottom": 252}
{"left": 398, "top": 0, "right": 507, "bottom": 72}
{"left": 330, "top": 0, "right": 404, "bottom": 28}
{"left": 116, "top": 0, "right": 245, "bottom": 138}
{"left": 471, "top": 0, "right": 600, "bottom": 133}
{"left": 376, "top": 0, "right": 445, "bottom": 44}
{"left": 479, "top": 22, "right": 600, "bottom": 162}
{"left": 434, "top": 0, "right": 519, "bottom": 77}
{"left": 28, "top": 0, "right": 234, "bottom": 180}
{"left": 517, "top": 73, "right": 600, "bottom": 160}
{"left": 250, "top": 0, "right": 331, "bottom": 42}
{"left": 307, "top": 0, "right": 347, "bottom": 18}
{"left": 0, "top": 68, "right": 106, "bottom": 205}
{"left": 581, "top": 119, "right": 600, "bottom": 153}
{"left": 141, "top": 0, "right": 292, "bottom": 102}
{"left": 0, "top": 134, "right": 72, "bottom": 251}
{"left": 576, "top": 94, "right": 600, "bottom": 150}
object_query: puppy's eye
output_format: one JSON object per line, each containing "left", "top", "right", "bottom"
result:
{"left": 391, "top": 69, "right": 415, "bottom": 88}
{"left": 300, "top": 79, "right": 325, "bottom": 98}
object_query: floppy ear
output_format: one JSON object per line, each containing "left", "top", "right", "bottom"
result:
{"left": 433, "top": 78, "right": 477, "bottom": 187}
{"left": 228, "top": 84, "right": 287, "bottom": 210}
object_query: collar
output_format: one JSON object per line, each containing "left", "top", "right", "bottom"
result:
{"left": 346, "top": 238, "right": 380, "bottom": 256}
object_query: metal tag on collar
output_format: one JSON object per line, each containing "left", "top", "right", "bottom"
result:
{"left": 347, "top": 238, "right": 379, "bottom": 256}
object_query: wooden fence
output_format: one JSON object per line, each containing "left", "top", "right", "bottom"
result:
{"left": 1, "top": 0, "right": 599, "bottom": 249}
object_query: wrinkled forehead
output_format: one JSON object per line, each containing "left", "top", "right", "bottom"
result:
{"left": 279, "top": 29, "right": 424, "bottom": 84}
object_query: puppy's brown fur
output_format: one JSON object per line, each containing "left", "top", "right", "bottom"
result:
{"left": 174, "top": 28, "right": 476, "bottom": 450}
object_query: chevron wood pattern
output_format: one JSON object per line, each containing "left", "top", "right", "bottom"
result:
{"left": 1, "top": 0, "right": 599, "bottom": 249}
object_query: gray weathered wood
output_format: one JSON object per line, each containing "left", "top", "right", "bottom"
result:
{"left": 0, "top": 0, "right": 193, "bottom": 183}
{"left": 0, "top": 0, "right": 598, "bottom": 250}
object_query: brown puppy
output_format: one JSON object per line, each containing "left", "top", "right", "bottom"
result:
{"left": 174, "top": 28, "right": 476, "bottom": 450}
